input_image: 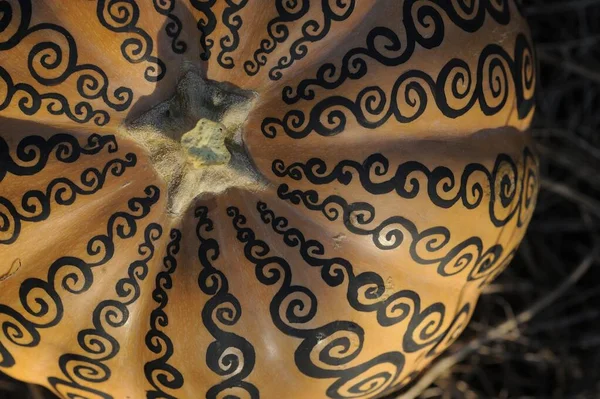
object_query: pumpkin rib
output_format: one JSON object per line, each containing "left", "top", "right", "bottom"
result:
{"left": 195, "top": 206, "right": 259, "bottom": 399}
{"left": 48, "top": 222, "right": 163, "bottom": 399}
{"left": 143, "top": 227, "right": 184, "bottom": 399}
{"left": 283, "top": 0, "right": 525, "bottom": 104}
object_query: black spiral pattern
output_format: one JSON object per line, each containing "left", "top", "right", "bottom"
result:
{"left": 272, "top": 146, "right": 538, "bottom": 254}
{"left": 0, "top": 134, "right": 117, "bottom": 182}
{"left": 255, "top": 202, "right": 456, "bottom": 342}
{"left": 228, "top": 205, "right": 420, "bottom": 398}
{"left": 0, "top": 186, "right": 160, "bottom": 369}
{"left": 244, "top": 0, "right": 310, "bottom": 76}
{"left": 190, "top": 0, "right": 217, "bottom": 61}
{"left": 278, "top": 185, "right": 519, "bottom": 281}
{"left": 0, "top": 134, "right": 129, "bottom": 245}
{"left": 263, "top": 33, "right": 535, "bottom": 139}
{"left": 283, "top": 0, "right": 515, "bottom": 104}
{"left": 252, "top": 200, "right": 489, "bottom": 395}
{"left": 48, "top": 223, "right": 162, "bottom": 399}
{"left": 216, "top": 0, "right": 248, "bottom": 69}
{"left": 1, "top": 154, "right": 136, "bottom": 245}
{"left": 268, "top": 0, "right": 356, "bottom": 81}
{"left": 0, "top": 0, "right": 133, "bottom": 125}
{"left": 96, "top": 0, "right": 166, "bottom": 82}
{"left": 196, "top": 206, "right": 259, "bottom": 399}
{"left": 152, "top": 0, "right": 187, "bottom": 54}
{"left": 144, "top": 229, "right": 185, "bottom": 399}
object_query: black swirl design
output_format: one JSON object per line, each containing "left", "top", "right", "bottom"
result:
{"left": 152, "top": 0, "right": 187, "bottom": 54}
{"left": 269, "top": 0, "right": 356, "bottom": 81}
{"left": 284, "top": 0, "right": 514, "bottom": 104}
{"left": 190, "top": 0, "right": 217, "bottom": 61}
{"left": 96, "top": 0, "right": 166, "bottom": 82}
{"left": 196, "top": 206, "right": 258, "bottom": 399}
{"left": 144, "top": 229, "right": 184, "bottom": 399}
{"left": 0, "top": 134, "right": 134, "bottom": 245}
{"left": 216, "top": 0, "right": 248, "bottom": 69}
{"left": 0, "top": 153, "right": 137, "bottom": 245}
{"left": 0, "top": 185, "right": 160, "bottom": 368}
{"left": 49, "top": 223, "right": 162, "bottom": 399}
{"left": 0, "top": 1, "right": 133, "bottom": 125}
{"left": 228, "top": 205, "right": 407, "bottom": 399}
{"left": 252, "top": 201, "right": 503, "bottom": 392}
{"left": 422, "top": 302, "right": 472, "bottom": 360}
{"left": 276, "top": 186, "right": 517, "bottom": 281}
{"left": 243, "top": 0, "right": 310, "bottom": 76}
{"left": 0, "top": 134, "right": 117, "bottom": 181}
{"left": 0, "top": 68, "right": 109, "bottom": 126}
{"left": 272, "top": 146, "right": 539, "bottom": 228}
{"left": 255, "top": 202, "right": 456, "bottom": 345}
{"left": 263, "top": 34, "right": 535, "bottom": 138}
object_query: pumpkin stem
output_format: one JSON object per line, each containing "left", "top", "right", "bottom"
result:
{"left": 181, "top": 119, "right": 231, "bottom": 167}
{"left": 119, "top": 65, "right": 267, "bottom": 216}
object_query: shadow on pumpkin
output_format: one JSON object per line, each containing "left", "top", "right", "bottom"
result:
{"left": 126, "top": 6, "right": 212, "bottom": 124}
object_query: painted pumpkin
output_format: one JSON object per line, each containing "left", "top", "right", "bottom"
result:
{"left": 0, "top": 1, "right": 537, "bottom": 398}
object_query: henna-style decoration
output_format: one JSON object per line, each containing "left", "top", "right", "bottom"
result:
{"left": 144, "top": 229, "right": 185, "bottom": 399}
{"left": 196, "top": 206, "right": 259, "bottom": 399}
{"left": 283, "top": 0, "right": 515, "bottom": 104}
{"left": 268, "top": 0, "right": 356, "bottom": 81}
{"left": 0, "top": 186, "right": 160, "bottom": 368}
{"left": 229, "top": 205, "right": 411, "bottom": 398}
{"left": 263, "top": 34, "right": 535, "bottom": 139}
{"left": 190, "top": 0, "right": 218, "bottom": 61}
{"left": 96, "top": 0, "right": 167, "bottom": 82}
{"left": 152, "top": 0, "right": 187, "bottom": 54}
{"left": 217, "top": 0, "right": 248, "bottom": 69}
{"left": 0, "top": 1, "right": 133, "bottom": 125}
{"left": 49, "top": 223, "right": 162, "bottom": 399}
{"left": 272, "top": 146, "right": 539, "bottom": 228}
{"left": 244, "top": 0, "right": 310, "bottom": 76}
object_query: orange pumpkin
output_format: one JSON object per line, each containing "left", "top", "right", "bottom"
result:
{"left": 0, "top": 1, "right": 537, "bottom": 398}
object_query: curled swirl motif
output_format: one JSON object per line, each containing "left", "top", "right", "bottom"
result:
{"left": 283, "top": 0, "right": 513, "bottom": 104}
{"left": 228, "top": 205, "right": 407, "bottom": 398}
{"left": 96, "top": 0, "right": 167, "bottom": 82}
{"left": 190, "top": 0, "right": 217, "bottom": 61}
{"left": 144, "top": 229, "right": 184, "bottom": 399}
{"left": 263, "top": 34, "right": 534, "bottom": 139}
{"left": 49, "top": 223, "right": 162, "bottom": 399}
{"left": 272, "top": 146, "right": 539, "bottom": 229}
{"left": 422, "top": 302, "right": 472, "bottom": 360}
{"left": 0, "top": 153, "right": 137, "bottom": 245}
{"left": 0, "top": 134, "right": 117, "bottom": 182}
{"left": 255, "top": 202, "right": 456, "bottom": 351}
{"left": 216, "top": 0, "right": 248, "bottom": 69}
{"left": 243, "top": 0, "right": 310, "bottom": 76}
{"left": 275, "top": 184, "right": 525, "bottom": 280}
{"left": 195, "top": 206, "right": 258, "bottom": 399}
{"left": 0, "top": 134, "right": 129, "bottom": 245}
{"left": 268, "top": 0, "right": 356, "bottom": 81}
{"left": 152, "top": 0, "right": 187, "bottom": 54}
{"left": 253, "top": 201, "right": 492, "bottom": 393}
{"left": 0, "top": 186, "right": 160, "bottom": 368}
{"left": 0, "top": 1, "right": 133, "bottom": 125}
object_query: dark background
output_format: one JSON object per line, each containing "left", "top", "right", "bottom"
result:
{"left": 1, "top": 0, "right": 599, "bottom": 397}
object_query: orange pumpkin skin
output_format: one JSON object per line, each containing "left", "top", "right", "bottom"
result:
{"left": 0, "top": 1, "right": 538, "bottom": 399}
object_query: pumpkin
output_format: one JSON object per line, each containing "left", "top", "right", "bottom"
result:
{"left": 0, "top": 1, "right": 538, "bottom": 398}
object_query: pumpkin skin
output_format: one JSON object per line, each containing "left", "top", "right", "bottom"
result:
{"left": 0, "top": 1, "right": 538, "bottom": 398}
